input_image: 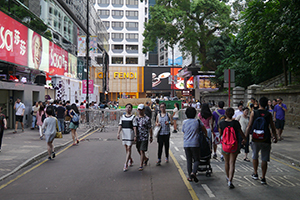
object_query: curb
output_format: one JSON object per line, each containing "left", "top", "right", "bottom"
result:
{"left": 0, "top": 128, "right": 94, "bottom": 182}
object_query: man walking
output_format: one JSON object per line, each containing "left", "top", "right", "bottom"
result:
{"left": 13, "top": 98, "right": 25, "bottom": 133}
{"left": 233, "top": 102, "right": 243, "bottom": 119}
{"left": 56, "top": 101, "right": 65, "bottom": 133}
{"left": 135, "top": 104, "right": 153, "bottom": 171}
{"left": 245, "top": 97, "right": 277, "bottom": 185}
{"left": 273, "top": 97, "right": 287, "bottom": 141}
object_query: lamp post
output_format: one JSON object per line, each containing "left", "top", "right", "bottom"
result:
{"left": 86, "top": 0, "right": 90, "bottom": 110}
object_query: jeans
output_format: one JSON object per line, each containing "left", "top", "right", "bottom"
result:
{"left": 31, "top": 115, "right": 36, "bottom": 128}
{"left": 57, "top": 118, "right": 64, "bottom": 132}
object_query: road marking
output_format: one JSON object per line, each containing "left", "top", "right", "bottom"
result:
{"left": 170, "top": 141, "right": 174, "bottom": 144}
{"left": 0, "top": 128, "right": 99, "bottom": 191}
{"left": 169, "top": 151, "right": 199, "bottom": 200}
{"left": 271, "top": 156, "right": 300, "bottom": 172}
{"left": 174, "top": 146, "right": 179, "bottom": 152}
{"left": 180, "top": 155, "right": 187, "bottom": 161}
{"left": 216, "top": 164, "right": 224, "bottom": 172}
{"left": 201, "top": 184, "right": 215, "bottom": 198}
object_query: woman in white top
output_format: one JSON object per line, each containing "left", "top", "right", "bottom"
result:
{"left": 117, "top": 103, "right": 137, "bottom": 172}
{"left": 172, "top": 103, "right": 180, "bottom": 133}
{"left": 236, "top": 107, "right": 250, "bottom": 162}
{"left": 42, "top": 107, "right": 57, "bottom": 160}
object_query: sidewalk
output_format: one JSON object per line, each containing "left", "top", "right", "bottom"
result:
{"left": 0, "top": 125, "right": 92, "bottom": 181}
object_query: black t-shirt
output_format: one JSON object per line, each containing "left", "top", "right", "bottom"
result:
{"left": 56, "top": 106, "right": 66, "bottom": 119}
{"left": 47, "top": 105, "right": 57, "bottom": 117}
{"left": 252, "top": 110, "right": 271, "bottom": 144}
{"left": 219, "top": 120, "right": 241, "bottom": 140}
{"left": 145, "top": 106, "right": 152, "bottom": 119}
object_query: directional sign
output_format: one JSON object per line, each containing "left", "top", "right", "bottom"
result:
{"left": 224, "top": 69, "right": 235, "bottom": 83}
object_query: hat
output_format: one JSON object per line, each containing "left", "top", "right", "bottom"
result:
{"left": 137, "top": 104, "right": 145, "bottom": 110}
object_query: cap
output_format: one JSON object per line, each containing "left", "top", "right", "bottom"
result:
{"left": 137, "top": 104, "right": 145, "bottom": 110}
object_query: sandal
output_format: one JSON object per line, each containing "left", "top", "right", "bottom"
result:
{"left": 191, "top": 173, "right": 199, "bottom": 183}
{"left": 123, "top": 164, "right": 128, "bottom": 172}
{"left": 187, "top": 178, "right": 192, "bottom": 182}
{"left": 144, "top": 158, "right": 149, "bottom": 166}
{"left": 138, "top": 166, "right": 143, "bottom": 171}
{"left": 77, "top": 139, "right": 80, "bottom": 144}
{"left": 244, "top": 158, "right": 250, "bottom": 162}
{"left": 72, "top": 143, "right": 77, "bottom": 146}
{"left": 129, "top": 159, "right": 134, "bottom": 167}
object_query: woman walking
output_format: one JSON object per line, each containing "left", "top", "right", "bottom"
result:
{"left": 68, "top": 104, "right": 80, "bottom": 145}
{"left": 172, "top": 103, "right": 180, "bottom": 133}
{"left": 182, "top": 107, "right": 207, "bottom": 182}
{"left": 117, "top": 103, "right": 137, "bottom": 172}
{"left": 219, "top": 108, "right": 246, "bottom": 189}
{"left": 198, "top": 103, "right": 213, "bottom": 147}
{"left": 0, "top": 107, "right": 7, "bottom": 152}
{"left": 41, "top": 107, "right": 57, "bottom": 160}
{"left": 31, "top": 101, "right": 39, "bottom": 129}
{"left": 155, "top": 102, "right": 173, "bottom": 166}
{"left": 36, "top": 105, "right": 45, "bottom": 140}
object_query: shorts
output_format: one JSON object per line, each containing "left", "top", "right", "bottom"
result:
{"left": 221, "top": 144, "right": 240, "bottom": 155}
{"left": 173, "top": 117, "right": 179, "bottom": 120}
{"left": 275, "top": 119, "right": 285, "bottom": 130}
{"left": 213, "top": 132, "right": 221, "bottom": 145}
{"left": 251, "top": 142, "right": 271, "bottom": 162}
{"left": 69, "top": 122, "right": 79, "bottom": 129}
{"left": 16, "top": 115, "right": 23, "bottom": 122}
{"left": 136, "top": 140, "right": 148, "bottom": 152}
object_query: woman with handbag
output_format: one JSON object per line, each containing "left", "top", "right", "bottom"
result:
{"left": 41, "top": 107, "right": 57, "bottom": 160}
{"left": 68, "top": 104, "right": 80, "bottom": 146}
{"left": 155, "top": 102, "right": 173, "bottom": 166}
{"left": 182, "top": 107, "right": 207, "bottom": 182}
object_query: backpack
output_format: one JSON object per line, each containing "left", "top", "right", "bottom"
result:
{"left": 70, "top": 110, "right": 80, "bottom": 123}
{"left": 221, "top": 125, "right": 238, "bottom": 153}
{"left": 197, "top": 120, "right": 211, "bottom": 158}
{"left": 252, "top": 110, "right": 269, "bottom": 141}
{"left": 42, "top": 113, "right": 46, "bottom": 122}
{"left": 215, "top": 110, "right": 226, "bottom": 128}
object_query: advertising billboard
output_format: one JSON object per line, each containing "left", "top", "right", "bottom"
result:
{"left": 144, "top": 67, "right": 184, "bottom": 90}
{"left": 0, "top": 11, "right": 28, "bottom": 66}
{"left": 28, "top": 29, "right": 49, "bottom": 72}
{"left": 67, "top": 53, "right": 77, "bottom": 78}
{"left": 49, "top": 41, "right": 68, "bottom": 76}
{"left": 197, "top": 75, "right": 218, "bottom": 91}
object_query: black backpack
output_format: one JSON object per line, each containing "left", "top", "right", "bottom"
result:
{"left": 252, "top": 110, "right": 270, "bottom": 142}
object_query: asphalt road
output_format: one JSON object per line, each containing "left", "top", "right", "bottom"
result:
{"left": 1, "top": 127, "right": 300, "bottom": 200}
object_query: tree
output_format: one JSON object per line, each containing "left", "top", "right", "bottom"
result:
{"left": 143, "top": 0, "right": 234, "bottom": 70}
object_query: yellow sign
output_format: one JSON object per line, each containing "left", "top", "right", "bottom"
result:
{"left": 113, "top": 72, "right": 137, "bottom": 79}
{"left": 97, "top": 72, "right": 104, "bottom": 79}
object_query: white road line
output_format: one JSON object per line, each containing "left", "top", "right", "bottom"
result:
{"left": 180, "top": 155, "right": 187, "bottom": 161}
{"left": 201, "top": 184, "right": 215, "bottom": 198}
{"left": 170, "top": 141, "right": 174, "bottom": 144}
{"left": 216, "top": 164, "right": 224, "bottom": 172}
{"left": 174, "top": 146, "right": 179, "bottom": 152}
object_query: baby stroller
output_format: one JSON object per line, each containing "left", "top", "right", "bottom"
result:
{"left": 63, "top": 121, "right": 71, "bottom": 134}
{"left": 197, "top": 132, "right": 213, "bottom": 177}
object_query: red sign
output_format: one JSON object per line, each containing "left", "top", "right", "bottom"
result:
{"left": 82, "top": 80, "right": 94, "bottom": 94}
{"left": 171, "top": 68, "right": 184, "bottom": 90}
{"left": 49, "top": 41, "right": 68, "bottom": 76}
{"left": 0, "top": 11, "right": 28, "bottom": 66}
{"left": 187, "top": 76, "right": 194, "bottom": 89}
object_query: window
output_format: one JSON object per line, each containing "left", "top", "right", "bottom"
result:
{"left": 126, "top": 33, "right": 138, "bottom": 39}
{"left": 99, "top": 0, "right": 109, "bottom": 4}
{"left": 112, "top": 10, "right": 124, "bottom": 17}
{"left": 112, "top": 44, "right": 124, "bottom": 50}
{"left": 112, "top": 57, "right": 123, "bottom": 64}
{"left": 111, "top": 33, "right": 124, "bottom": 39}
{"left": 112, "top": 0, "right": 124, "bottom": 5}
{"left": 126, "top": 0, "right": 138, "bottom": 5}
{"left": 98, "top": 10, "right": 110, "bottom": 16}
{"left": 126, "top": 11, "right": 138, "bottom": 17}
{"left": 126, "top": 22, "right": 138, "bottom": 28}
{"left": 103, "top": 21, "right": 110, "bottom": 29}
{"left": 145, "top": 7, "right": 147, "bottom": 15}
{"left": 126, "top": 57, "right": 138, "bottom": 64}
{"left": 112, "top": 21, "right": 124, "bottom": 28}
{"left": 126, "top": 45, "right": 138, "bottom": 51}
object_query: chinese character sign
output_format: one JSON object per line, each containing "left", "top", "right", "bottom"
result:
{"left": 0, "top": 11, "right": 28, "bottom": 66}
{"left": 49, "top": 41, "right": 68, "bottom": 76}
{"left": 82, "top": 80, "right": 94, "bottom": 94}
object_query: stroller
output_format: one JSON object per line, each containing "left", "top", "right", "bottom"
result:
{"left": 197, "top": 132, "right": 213, "bottom": 177}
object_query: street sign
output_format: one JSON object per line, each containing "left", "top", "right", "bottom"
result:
{"left": 224, "top": 69, "right": 235, "bottom": 82}
{"left": 223, "top": 83, "right": 236, "bottom": 88}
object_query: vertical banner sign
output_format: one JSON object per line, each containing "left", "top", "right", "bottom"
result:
{"left": 82, "top": 80, "right": 94, "bottom": 94}
{"left": 49, "top": 42, "right": 68, "bottom": 76}
{"left": 0, "top": 11, "right": 28, "bottom": 66}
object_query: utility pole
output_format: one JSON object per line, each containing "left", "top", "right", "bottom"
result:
{"left": 86, "top": 0, "right": 90, "bottom": 110}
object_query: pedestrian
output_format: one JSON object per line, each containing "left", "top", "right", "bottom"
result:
{"left": 68, "top": 104, "right": 80, "bottom": 145}
{"left": 154, "top": 99, "right": 160, "bottom": 121}
{"left": 273, "top": 97, "right": 287, "bottom": 141}
{"left": 36, "top": 105, "right": 45, "bottom": 140}
{"left": 233, "top": 103, "right": 243, "bottom": 119}
{"left": 144, "top": 101, "right": 152, "bottom": 120}
{"left": 13, "top": 98, "right": 25, "bottom": 133}
{"left": 247, "top": 97, "right": 255, "bottom": 110}
{"left": 56, "top": 101, "right": 65, "bottom": 133}
{"left": 172, "top": 103, "right": 180, "bottom": 133}
{"left": 79, "top": 102, "right": 86, "bottom": 123}
{"left": 254, "top": 100, "right": 259, "bottom": 110}
{"left": 41, "top": 107, "right": 57, "bottom": 160}
{"left": 236, "top": 107, "right": 250, "bottom": 162}
{"left": 245, "top": 97, "right": 277, "bottom": 185}
{"left": 211, "top": 101, "right": 225, "bottom": 161}
{"left": 0, "top": 107, "right": 8, "bottom": 152}
{"left": 267, "top": 99, "right": 275, "bottom": 122}
{"left": 117, "top": 103, "right": 137, "bottom": 172}
{"left": 272, "top": 99, "right": 277, "bottom": 107}
{"left": 135, "top": 104, "right": 153, "bottom": 171}
{"left": 31, "top": 101, "right": 39, "bottom": 130}
{"left": 182, "top": 107, "right": 207, "bottom": 182}
{"left": 198, "top": 103, "right": 213, "bottom": 148}
{"left": 218, "top": 107, "right": 246, "bottom": 189}
{"left": 155, "top": 102, "right": 173, "bottom": 166}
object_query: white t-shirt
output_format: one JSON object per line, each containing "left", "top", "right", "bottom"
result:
{"left": 173, "top": 107, "right": 179, "bottom": 118}
{"left": 233, "top": 109, "right": 243, "bottom": 119}
{"left": 236, "top": 115, "right": 249, "bottom": 133}
{"left": 16, "top": 103, "right": 25, "bottom": 116}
